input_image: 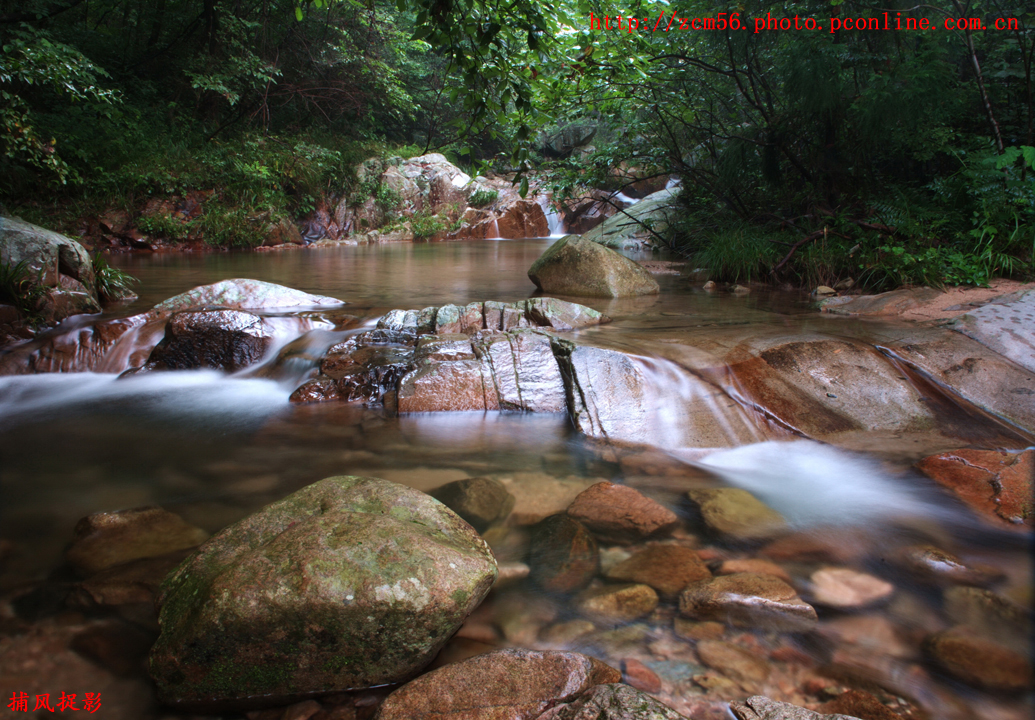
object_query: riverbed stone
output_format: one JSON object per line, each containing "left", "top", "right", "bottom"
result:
{"left": 566, "top": 482, "right": 680, "bottom": 544}
{"left": 942, "top": 586, "right": 1032, "bottom": 653}
{"left": 528, "top": 515, "right": 599, "bottom": 593}
{"left": 149, "top": 476, "right": 498, "bottom": 707}
{"left": 730, "top": 696, "right": 864, "bottom": 720}
{"left": 916, "top": 448, "right": 1033, "bottom": 528}
{"left": 145, "top": 309, "right": 274, "bottom": 371}
{"left": 620, "top": 658, "right": 662, "bottom": 693}
{"left": 576, "top": 583, "right": 659, "bottom": 623}
{"left": 696, "top": 639, "right": 771, "bottom": 684}
{"left": 65, "top": 506, "right": 209, "bottom": 576}
{"left": 373, "top": 648, "right": 620, "bottom": 720}
{"left": 923, "top": 625, "right": 1033, "bottom": 691}
{"left": 605, "top": 544, "right": 711, "bottom": 600}
{"left": 717, "top": 558, "right": 791, "bottom": 583}
{"left": 679, "top": 573, "right": 818, "bottom": 632}
{"left": 496, "top": 473, "right": 599, "bottom": 526}
{"left": 685, "top": 488, "right": 788, "bottom": 541}
{"left": 528, "top": 234, "right": 660, "bottom": 298}
{"left": 808, "top": 567, "right": 895, "bottom": 609}
{"left": 523, "top": 297, "right": 609, "bottom": 331}
{"left": 949, "top": 288, "right": 1035, "bottom": 373}
{"left": 429, "top": 476, "right": 515, "bottom": 532}
{"left": 892, "top": 544, "right": 1004, "bottom": 587}
{"left": 539, "top": 683, "right": 689, "bottom": 720}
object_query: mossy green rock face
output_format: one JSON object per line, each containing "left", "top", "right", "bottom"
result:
{"left": 148, "top": 476, "right": 497, "bottom": 708}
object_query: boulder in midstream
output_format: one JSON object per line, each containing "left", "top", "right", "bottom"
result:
{"left": 527, "top": 234, "right": 660, "bottom": 298}
{"left": 148, "top": 476, "right": 497, "bottom": 708}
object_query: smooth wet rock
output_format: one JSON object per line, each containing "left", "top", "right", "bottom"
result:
{"left": 817, "top": 690, "right": 900, "bottom": 720}
{"left": 950, "top": 288, "right": 1035, "bottom": 373}
{"left": 679, "top": 573, "right": 818, "bottom": 632}
{"left": 497, "top": 473, "right": 599, "bottom": 526}
{"left": 686, "top": 488, "right": 787, "bottom": 541}
{"left": 923, "top": 625, "right": 1033, "bottom": 691}
{"left": 528, "top": 234, "right": 660, "bottom": 298}
{"left": 373, "top": 648, "right": 620, "bottom": 720}
{"left": 540, "top": 683, "right": 689, "bottom": 720}
{"left": 523, "top": 297, "right": 609, "bottom": 331}
{"left": 430, "top": 476, "right": 515, "bottom": 532}
{"left": 942, "top": 586, "right": 1032, "bottom": 653}
{"left": 819, "top": 287, "right": 942, "bottom": 317}
{"left": 149, "top": 476, "right": 497, "bottom": 707}
{"left": 730, "top": 696, "right": 864, "bottom": 720}
{"left": 916, "top": 448, "right": 1032, "bottom": 528}
{"left": 808, "top": 567, "right": 895, "bottom": 609}
{"left": 576, "top": 583, "right": 659, "bottom": 623}
{"left": 696, "top": 639, "right": 770, "bottom": 683}
{"left": 673, "top": 618, "right": 726, "bottom": 640}
{"left": 892, "top": 544, "right": 1004, "bottom": 587}
{"left": 620, "top": 658, "right": 663, "bottom": 693}
{"left": 717, "top": 558, "right": 791, "bottom": 583}
{"left": 152, "top": 278, "right": 342, "bottom": 314}
{"left": 528, "top": 515, "right": 599, "bottom": 593}
{"left": 605, "top": 544, "right": 711, "bottom": 600}
{"left": 65, "top": 507, "right": 208, "bottom": 576}
{"left": 145, "top": 309, "right": 274, "bottom": 371}
{"left": 566, "top": 482, "right": 680, "bottom": 544}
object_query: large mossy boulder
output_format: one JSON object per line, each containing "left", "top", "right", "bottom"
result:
{"left": 0, "top": 215, "right": 101, "bottom": 321}
{"left": 148, "top": 476, "right": 498, "bottom": 708}
{"left": 528, "top": 235, "right": 659, "bottom": 298}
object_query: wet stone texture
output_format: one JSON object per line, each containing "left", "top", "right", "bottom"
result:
{"left": 373, "top": 648, "right": 621, "bottom": 720}
{"left": 678, "top": 573, "right": 818, "bottom": 632}
{"left": 148, "top": 476, "right": 498, "bottom": 708}
{"left": 539, "top": 683, "right": 690, "bottom": 720}
{"left": 566, "top": 482, "right": 680, "bottom": 544}
{"left": 145, "top": 310, "right": 274, "bottom": 372}
{"left": 916, "top": 447, "right": 1033, "bottom": 528}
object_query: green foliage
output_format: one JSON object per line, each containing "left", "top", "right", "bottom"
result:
{"left": 409, "top": 212, "right": 446, "bottom": 239}
{"left": 0, "top": 257, "right": 46, "bottom": 322}
{"left": 468, "top": 188, "right": 498, "bottom": 208}
{"left": 91, "top": 252, "right": 137, "bottom": 302}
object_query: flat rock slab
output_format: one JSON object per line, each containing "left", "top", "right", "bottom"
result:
{"left": 374, "top": 648, "right": 620, "bottom": 720}
{"left": 149, "top": 476, "right": 497, "bottom": 708}
{"left": 949, "top": 289, "right": 1035, "bottom": 373}
{"left": 820, "top": 287, "right": 942, "bottom": 316}
{"left": 916, "top": 448, "right": 1032, "bottom": 529}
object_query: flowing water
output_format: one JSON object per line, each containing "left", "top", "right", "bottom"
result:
{"left": 0, "top": 240, "right": 1031, "bottom": 719}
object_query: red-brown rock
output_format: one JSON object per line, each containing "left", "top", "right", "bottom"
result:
{"left": 374, "top": 648, "right": 620, "bottom": 720}
{"left": 567, "top": 482, "right": 680, "bottom": 544}
{"left": 916, "top": 448, "right": 1033, "bottom": 528}
{"left": 605, "top": 544, "right": 711, "bottom": 600}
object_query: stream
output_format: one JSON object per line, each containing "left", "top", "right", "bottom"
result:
{"left": 0, "top": 239, "right": 1031, "bottom": 720}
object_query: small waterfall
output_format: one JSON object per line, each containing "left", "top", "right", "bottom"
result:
{"left": 611, "top": 191, "right": 640, "bottom": 207}
{"left": 486, "top": 217, "right": 501, "bottom": 239}
{"left": 536, "top": 196, "right": 566, "bottom": 237}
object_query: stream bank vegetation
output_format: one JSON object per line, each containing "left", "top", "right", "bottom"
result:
{"left": 1, "top": 0, "right": 1033, "bottom": 290}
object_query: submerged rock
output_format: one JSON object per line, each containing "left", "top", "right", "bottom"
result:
{"left": 149, "top": 476, "right": 497, "bottom": 707}
{"left": 923, "top": 625, "right": 1033, "bottom": 691}
{"left": 540, "top": 683, "right": 689, "bottom": 720}
{"left": 65, "top": 507, "right": 208, "bottom": 576}
{"left": 605, "top": 545, "right": 711, "bottom": 601}
{"left": 528, "top": 235, "right": 660, "bottom": 298}
{"left": 374, "top": 648, "right": 620, "bottom": 720}
{"left": 807, "top": 567, "right": 895, "bottom": 609}
{"left": 429, "top": 476, "right": 515, "bottom": 532}
{"left": 679, "top": 573, "right": 818, "bottom": 632}
{"left": 575, "top": 583, "right": 659, "bottom": 623}
{"left": 685, "top": 488, "right": 787, "bottom": 541}
{"left": 892, "top": 544, "right": 1004, "bottom": 587}
{"left": 528, "top": 515, "right": 599, "bottom": 593}
{"left": 566, "top": 482, "right": 680, "bottom": 544}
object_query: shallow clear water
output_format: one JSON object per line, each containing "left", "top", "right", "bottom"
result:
{"left": 0, "top": 240, "right": 1031, "bottom": 720}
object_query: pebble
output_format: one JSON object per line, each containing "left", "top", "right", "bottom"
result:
{"left": 686, "top": 488, "right": 787, "bottom": 541}
{"left": 717, "top": 558, "right": 791, "bottom": 583}
{"left": 567, "top": 482, "right": 680, "bottom": 544}
{"left": 893, "top": 544, "right": 1005, "bottom": 587}
{"left": 576, "top": 583, "right": 659, "bottom": 623}
{"left": 674, "top": 618, "right": 726, "bottom": 640}
{"left": 696, "top": 640, "right": 771, "bottom": 684}
{"left": 621, "top": 658, "right": 663, "bottom": 693}
{"left": 924, "top": 625, "right": 1033, "bottom": 691}
{"left": 679, "top": 573, "right": 818, "bottom": 632}
{"left": 605, "top": 544, "right": 711, "bottom": 600}
{"left": 808, "top": 567, "right": 894, "bottom": 609}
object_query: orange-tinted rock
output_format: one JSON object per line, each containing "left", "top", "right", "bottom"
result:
{"left": 567, "top": 482, "right": 680, "bottom": 544}
{"left": 696, "top": 640, "right": 771, "bottom": 684}
{"left": 916, "top": 448, "right": 1033, "bottom": 528}
{"left": 576, "top": 583, "right": 658, "bottom": 622}
{"left": 605, "top": 544, "right": 711, "bottom": 600}
{"left": 621, "top": 658, "right": 662, "bottom": 693}
{"left": 679, "top": 573, "right": 818, "bottom": 632}
{"left": 718, "top": 558, "right": 791, "bottom": 583}
{"left": 808, "top": 567, "right": 894, "bottom": 609}
{"left": 818, "top": 690, "right": 900, "bottom": 720}
{"left": 374, "top": 648, "right": 620, "bottom": 720}
{"left": 924, "top": 625, "right": 1033, "bottom": 691}
{"left": 496, "top": 200, "right": 550, "bottom": 238}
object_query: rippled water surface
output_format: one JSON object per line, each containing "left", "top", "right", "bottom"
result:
{"left": 1, "top": 240, "right": 1031, "bottom": 720}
